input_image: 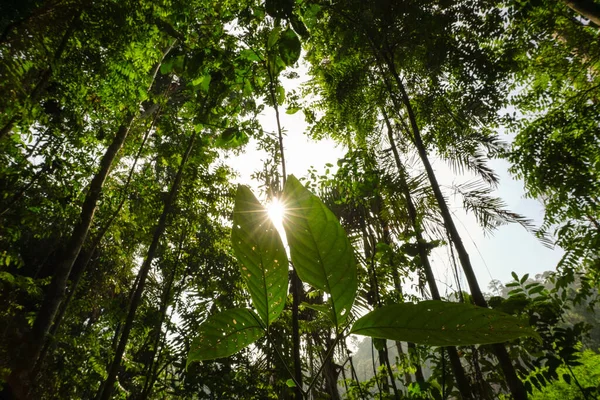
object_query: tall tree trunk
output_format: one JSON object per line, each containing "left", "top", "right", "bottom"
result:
{"left": 381, "top": 54, "right": 527, "bottom": 400}
{"left": 290, "top": 271, "right": 303, "bottom": 399}
{"left": 0, "top": 11, "right": 80, "bottom": 141}
{"left": 269, "top": 71, "right": 303, "bottom": 399}
{"left": 377, "top": 209, "right": 415, "bottom": 387}
{"left": 140, "top": 227, "right": 185, "bottom": 399}
{"left": 360, "top": 221, "right": 395, "bottom": 397}
{"left": 562, "top": 0, "right": 600, "bottom": 25}
{"left": 322, "top": 355, "right": 341, "bottom": 400}
{"left": 33, "top": 120, "right": 154, "bottom": 374}
{"left": 97, "top": 131, "right": 197, "bottom": 400}
{"left": 6, "top": 114, "right": 136, "bottom": 398}
{"left": 383, "top": 111, "right": 474, "bottom": 398}
{"left": 139, "top": 268, "right": 175, "bottom": 399}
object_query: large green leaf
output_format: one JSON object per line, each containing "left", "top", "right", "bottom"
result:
{"left": 278, "top": 28, "right": 301, "bottom": 66}
{"left": 187, "top": 308, "right": 265, "bottom": 365}
{"left": 350, "top": 301, "right": 541, "bottom": 346}
{"left": 282, "top": 175, "right": 357, "bottom": 326}
{"left": 231, "top": 185, "right": 288, "bottom": 326}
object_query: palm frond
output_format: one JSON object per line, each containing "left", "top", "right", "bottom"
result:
{"left": 453, "top": 180, "right": 553, "bottom": 247}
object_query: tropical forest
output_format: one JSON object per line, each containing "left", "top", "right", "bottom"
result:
{"left": 0, "top": 0, "right": 599, "bottom": 398}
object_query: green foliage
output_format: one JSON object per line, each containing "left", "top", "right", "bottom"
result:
{"left": 528, "top": 350, "right": 600, "bottom": 399}
{"left": 278, "top": 28, "right": 301, "bottom": 66}
{"left": 1, "top": 0, "right": 599, "bottom": 397}
{"left": 283, "top": 175, "right": 357, "bottom": 327}
{"left": 351, "top": 300, "right": 540, "bottom": 346}
{"left": 503, "top": 0, "right": 600, "bottom": 294}
{"left": 187, "top": 308, "right": 265, "bottom": 364}
{"left": 232, "top": 185, "right": 288, "bottom": 327}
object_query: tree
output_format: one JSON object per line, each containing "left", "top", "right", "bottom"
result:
{"left": 1, "top": 0, "right": 598, "bottom": 398}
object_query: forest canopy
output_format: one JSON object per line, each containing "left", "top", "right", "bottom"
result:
{"left": 0, "top": 0, "right": 599, "bottom": 399}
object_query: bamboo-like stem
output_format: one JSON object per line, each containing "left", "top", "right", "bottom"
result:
{"left": 266, "top": 56, "right": 303, "bottom": 399}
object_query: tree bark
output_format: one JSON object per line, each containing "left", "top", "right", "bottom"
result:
{"left": 382, "top": 347, "right": 400, "bottom": 400}
{"left": 269, "top": 70, "right": 303, "bottom": 399}
{"left": 97, "top": 131, "right": 196, "bottom": 400}
{"left": 6, "top": 115, "right": 136, "bottom": 398}
{"left": 360, "top": 222, "right": 394, "bottom": 397}
{"left": 140, "top": 228, "right": 185, "bottom": 399}
{"left": 33, "top": 120, "right": 154, "bottom": 374}
{"left": 383, "top": 111, "right": 474, "bottom": 398}
{"left": 381, "top": 54, "right": 527, "bottom": 400}
{"left": 562, "top": 0, "right": 600, "bottom": 26}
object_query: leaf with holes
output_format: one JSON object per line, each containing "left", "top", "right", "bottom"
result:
{"left": 232, "top": 185, "right": 288, "bottom": 326}
{"left": 187, "top": 308, "right": 264, "bottom": 365}
{"left": 283, "top": 175, "right": 357, "bottom": 327}
{"left": 350, "top": 300, "right": 541, "bottom": 346}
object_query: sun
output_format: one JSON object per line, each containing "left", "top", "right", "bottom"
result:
{"left": 266, "top": 198, "right": 286, "bottom": 226}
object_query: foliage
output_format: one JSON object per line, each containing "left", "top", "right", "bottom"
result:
{"left": 529, "top": 349, "right": 600, "bottom": 400}
{"left": 351, "top": 301, "right": 539, "bottom": 347}
{"left": 187, "top": 181, "right": 539, "bottom": 376}
{"left": 0, "top": 0, "right": 598, "bottom": 398}
{"left": 503, "top": 0, "right": 600, "bottom": 296}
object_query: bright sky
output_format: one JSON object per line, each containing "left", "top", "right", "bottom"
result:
{"left": 224, "top": 65, "right": 564, "bottom": 294}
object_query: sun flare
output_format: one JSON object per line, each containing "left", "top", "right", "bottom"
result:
{"left": 266, "top": 198, "right": 285, "bottom": 226}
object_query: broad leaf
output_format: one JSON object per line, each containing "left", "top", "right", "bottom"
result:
{"left": 283, "top": 175, "right": 357, "bottom": 326}
{"left": 215, "top": 128, "right": 248, "bottom": 149}
{"left": 350, "top": 301, "right": 541, "bottom": 346}
{"left": 278, "top": 28, "right": 301, "bottom": 66}
{"left": 187, "top": 308, "right": 265, "bottom": 365}
{"left": 232, "top": 185, "right": 288, "bottom": 326}
{"left": 267, "top": 27, "right": 281, "bottom": 50}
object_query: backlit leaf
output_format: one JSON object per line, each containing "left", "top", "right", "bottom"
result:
{"left": 278, "top": 28, "right": 301, "bottom": 66}
{"left": 187, "top": 308, "right": 264, "bottom": 365}
{"left": 350, "top": 301, "right": 541, "bottom": 346}
{"left": 283, "top": 175, "right": 357, "bottom": 327}
{"left": 232, "top": 185, "right": 289, "bottom": 326}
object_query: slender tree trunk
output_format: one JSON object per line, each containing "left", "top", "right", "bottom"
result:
{"left": 0, "top": 12, "right": 80, "bottom": 141}
{"left": 381, "top": 54, "right": 527, "bottom": 400}
{"left": 6, "top": 115, "right": 136, "bottom": 398}
{"left": 140, "top": 228, "right": 185, "bottom": 399}
{"left": 322, "top": 357, "right": 341, "bottom": 400}
{"left": 142, "top": 302, "right": 178, "bottom": 399}
{"left": 269, "top": 71, "right": 303, "bottom": 399}
{"left": 139, "top": 267, "right": 175, "bottom": 399}
{"left": 382, "top": 348, "right": 400, "bottom": 400}
{"left": 291, "top": 271, "right": 303, "bottom": 399}
{"left": 360, "top": 221, "right": 394, "bottom": 396}
{"left": 383, "top": 111, "right": 474, "bottom": 398}
{"left": 377, "top": 209, "right": 414, "bottom": 387}
{"left": 48, "top": 110, "right": 156, "bottom": 334}
{"left": 313, "top": 332, "right": 342, "bottom": 400}
{"left": 562, "top": 0, "right": 600, "bottom": 25}
{"left": 348, "top": 356, "right": 367, "bottom": 400}
{"left": 34, "top": 122, "right": 154, "bottom": 373}
{"left": 97, "top": 131, "right": 197, "bottom": 400}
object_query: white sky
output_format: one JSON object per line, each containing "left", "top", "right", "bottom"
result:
{"left": 223, "top": 65, "right": 564, "bottom": 294}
